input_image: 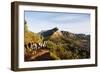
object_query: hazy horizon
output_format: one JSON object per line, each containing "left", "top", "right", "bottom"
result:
{"left": 24, "top": 11, "right": 90, "bottom": 35}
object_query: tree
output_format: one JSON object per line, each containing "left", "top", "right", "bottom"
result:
{"left": 24, "top": 20, "right": 29, "bottom": 32}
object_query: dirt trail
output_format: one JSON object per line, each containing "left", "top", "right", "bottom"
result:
{"left": 29, "top": 49, "right": 49, "bottom": 60}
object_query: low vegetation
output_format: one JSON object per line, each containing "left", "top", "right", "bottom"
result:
{"left": 24, "top": 21, "right": 90, "bottom": 61}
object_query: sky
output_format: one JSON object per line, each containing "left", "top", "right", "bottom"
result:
{"left": 24, "top": 11, "right": 90, "bottom": 34}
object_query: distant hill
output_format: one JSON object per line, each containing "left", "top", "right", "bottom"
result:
{"left": 39, "top": 27, "right": 90, "bottom": 59}
{"left": 39, "top": 27, "right": 89, "bottom": 42}
{"left": 39, "top": 27, "right": 59, "bottom": 37}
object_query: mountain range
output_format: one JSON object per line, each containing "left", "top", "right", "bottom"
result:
{"left": 39, "top": 27, "right": 90, "bottom": 52}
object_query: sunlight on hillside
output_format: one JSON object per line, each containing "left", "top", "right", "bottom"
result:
{"left": 24, "top": 20, "right": 90, "bottom": 61}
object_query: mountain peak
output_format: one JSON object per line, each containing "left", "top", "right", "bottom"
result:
{"left": 52, "top": 27, "right": 59, "bottom": 31}
{"left": 39, "top": 27, "right": 59, "bottom": 37}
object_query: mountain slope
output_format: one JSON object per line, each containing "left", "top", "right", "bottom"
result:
{"left": 39, "top": 27, "right": 90, "bottom": 59}
{"left": 39, "top": 27, "right": 59, "bottom": 37}
{"left": 24, "top": 21, "right": 43, "bottom": 44}
{"left": 24, "top": 22, "right": 90, "bottom": 60}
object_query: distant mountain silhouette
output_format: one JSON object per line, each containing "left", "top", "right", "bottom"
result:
{"left": 39, "top": 27, "right": 59, "bottom": 37}
{"left": 39, "top": 27, "right": 89, "bottom": 40}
